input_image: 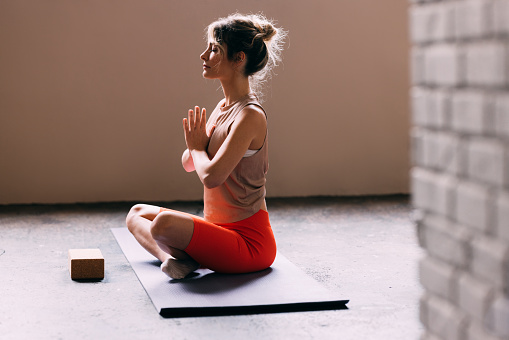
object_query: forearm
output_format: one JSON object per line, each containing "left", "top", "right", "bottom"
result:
{"left": 181, "top": 149, "right": 195, "bottom": 172}
{"left": 189, "top": 149, "right": 223, "bottom": 189}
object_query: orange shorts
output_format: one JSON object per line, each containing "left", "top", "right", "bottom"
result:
{"left": 158, "top": 208, "right": 276, "bottom": 274}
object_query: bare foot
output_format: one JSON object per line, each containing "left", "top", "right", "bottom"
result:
{"left": 161, "top": 258, "right": 200, "bottom": 279}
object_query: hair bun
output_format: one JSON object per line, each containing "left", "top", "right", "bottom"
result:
{"left": 255, "top": 22, "right": 277, "bottom": 42}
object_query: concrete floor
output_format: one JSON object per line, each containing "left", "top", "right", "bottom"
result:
{"left": 0, "top": 195, "right": 423, "bottom": 340}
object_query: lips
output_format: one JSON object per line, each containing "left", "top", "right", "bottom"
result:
{"left": 203, "top": 64, "right": 210, "bottom": 69}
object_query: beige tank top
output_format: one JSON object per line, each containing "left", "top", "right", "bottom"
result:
{"left": 204, "top": 93, "right": 268, "bottom": 224}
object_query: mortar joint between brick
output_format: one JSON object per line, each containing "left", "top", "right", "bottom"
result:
{"left": 464, "top": 229, "right": 474, "bottom": 273}
{"left": 505, "top": 147, "right": 509, "bottom": 188}
{"left": 486, "top": 186, "right": 500, "bottom": 236}
{"left": 459, "top": 314, "right": 471, "bottom": 340}
{"left": 451, "top": 267, "right": 464, "bottom": 304}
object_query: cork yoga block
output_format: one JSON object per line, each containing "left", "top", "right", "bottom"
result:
{"left": 68, "top": 249, "right": 104, "bottom": 280}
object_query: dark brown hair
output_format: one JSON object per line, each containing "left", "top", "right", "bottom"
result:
{"left": 207, "top": 13, "right": 286, "bottom": 96}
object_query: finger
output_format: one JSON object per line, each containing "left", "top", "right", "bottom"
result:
{"left": 188, "top": 109, "right": 194, "bottom": 129}
{"left": 183, "top": 118, "right": 189, "bottom": 133}
{"left": 200, "top": 108, "right": 207, "bottom": 129}
{"left": 195, "top": 106, "right": 201, "bottom": 127}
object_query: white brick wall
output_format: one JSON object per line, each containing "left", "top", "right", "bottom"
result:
{"left": 420, "top": 256, "right": 459, "bottom": 301}
{"left": 421, "top": 333, "right": 443, "bottom": 340}
{"left": 455, "top": 0, "right": 493, "bottom": 40}
{"left": 428, "top": 90, "right": 451, "bottom": 129}
{"left": 411, "top": 88, "right": 451, "bottom": 129}
{"left": 412, "top": 87, "right": 429, "bottom": 127}
{"left": 412, "top": 168, "right": 458, "bottom": 216}
{"left": 455, "top": 181, "right": 490, "bottom": 232}
{"left": 495, "top": 93, "right": 509, "bottom": 138}
{"left": 458, "top": 273, "right": 494, "bottom": 322}
{"left": 485, "top": 294, "right": 509, "bottom": 337}
{"left": 465, "top": 42, "right": 508, "bottom": 88}
{"left": 421, "top": 214, "right": 471, "bottom": 268}
{"left": 410, "top": 3, "right": 456, "bottom": 44}
{"left": 471, "top": 236, "right": 509, "bottom": 290}
{"left": 436, "top": 132, "right": 460, "bottom": 174}
{"left": 450, "top": 91, "right": 487, "bottom": 135}
{"left": 412, "top": 167, "right": 435, "bottom": 211}
{"left": 411, "top": 48, "right": 426, "bottom": 86}
{"left": 493, "top": 0, "right": 509, "bottom": 35}
{"left": 468, "top": 321, "right": 504, "bottom": 340}
{"left": 426, "top": 295, "right": 468, "bottom": 340}
{"left": 424, "top": 44, "right": 463, "bottom": 87}
{"left": 410, "top": 0, "right": 509, "bottom": 339}
{"left": 467, "top": 138, "right": 506, "bottom": 186}
{"left": 497, "top": 192, "right": 509, "bottom": 242}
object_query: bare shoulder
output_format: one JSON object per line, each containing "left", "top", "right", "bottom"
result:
{"left": 243, "top": 103, "right": 266, "bottom": 117}
{"left": 236, "top": 104, "right": 267, "bottom": 127}
{"left": 229, "top": 105, "right": 267, "bottom": 149}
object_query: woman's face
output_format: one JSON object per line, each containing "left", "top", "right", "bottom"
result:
{"left": 200, "top": 42, "right": 233, "bottom": 80}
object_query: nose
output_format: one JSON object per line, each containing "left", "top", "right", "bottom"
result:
{"left": 200, "top": 49, "right": 208, "bottom": 61}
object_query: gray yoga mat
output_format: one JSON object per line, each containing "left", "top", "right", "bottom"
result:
{"left": 111, "top": 227, "right": 348, "bottom": 318}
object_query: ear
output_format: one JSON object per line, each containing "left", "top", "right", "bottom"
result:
{"left": 235, "top": 51, "right": 246, "bottom": 63}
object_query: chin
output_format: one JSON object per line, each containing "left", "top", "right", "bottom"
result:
{"left": 202, "top": 73, "right": 216, "bottom": 80}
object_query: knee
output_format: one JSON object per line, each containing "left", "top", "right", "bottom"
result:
{"left": 126, "top": 204, "right": 145, "bottom": 233}
{"left": 150, "top": 211, "right": 177, "bottom": 240}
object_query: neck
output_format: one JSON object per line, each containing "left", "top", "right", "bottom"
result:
{"left": 220, "top": 74, "right": 251, "bottom": 106}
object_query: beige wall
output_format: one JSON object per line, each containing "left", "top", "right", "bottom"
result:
{"left": 0, "top": 1, "right": 410, "bottom": 204}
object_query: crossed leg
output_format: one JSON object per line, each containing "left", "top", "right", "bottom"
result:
{"left": 125, "top": 204, "right": 199, "bottom": 279}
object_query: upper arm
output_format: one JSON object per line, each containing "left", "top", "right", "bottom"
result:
{"left": 203, "top": 106, "right": 267, "bottom": 188}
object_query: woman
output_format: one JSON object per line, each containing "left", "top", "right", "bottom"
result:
{"left": 126, "top": 13, "right": 285, "bottom": 279}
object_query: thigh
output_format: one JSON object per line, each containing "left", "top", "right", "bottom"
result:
{"left": 158, "top": 208, "right": 232, "bottom": 254}
{"left": 152, "top": 208, "right": 197, "bottom": 250}
{"left": 184, "top": 219, "right": 249, "bottom": 273}
{"left": 185, "top": 216, "right": 277, "bottom": 274}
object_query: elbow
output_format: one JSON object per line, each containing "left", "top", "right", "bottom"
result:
{"left": 202, "top": 173, "right": 223, "bottom": 189}
{"left": 182, "top": 150, "right": 195, "bottom": 172}
{"left": 182, "top": 163, "right": 195, "bottom": 172}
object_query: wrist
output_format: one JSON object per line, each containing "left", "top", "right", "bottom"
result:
{"left": 190, "top": 147, "right": 206, "bottom": 154}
